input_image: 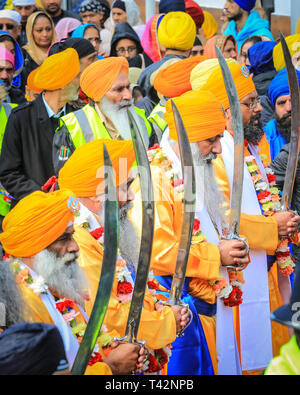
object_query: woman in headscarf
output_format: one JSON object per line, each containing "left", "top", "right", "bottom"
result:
{"left": 55, "top": 17, "right": 82, "bottom": 41}
{"left": 21, "top": 11, "right": 57, "bottom": 88}
{"left": 140, "top": 14, "right": 165, "bottom": 64}
{"left": 0, "top": 30, "right": 23, "bottom": 89}
{"left": 71, "top": 24, "right": 104, "bottom": 59}
{"left": 204, "top": 34, "right": 237, "bottom": 60}
{"left": 110, "top": 21, "right": 152, "bottom": 69}
{"left": 110, "top": 0, "right": 143, "bottom": 28}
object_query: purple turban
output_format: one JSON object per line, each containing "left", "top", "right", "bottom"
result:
{"left": 234, "top": 0, "right": 256, "bottom": 12}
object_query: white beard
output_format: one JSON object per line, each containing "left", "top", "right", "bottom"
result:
{"left": 33, "top": 249, "right": 88, "bottom": 307}
{"left": 99, "top": 96, "right": 134, "bottom": 140}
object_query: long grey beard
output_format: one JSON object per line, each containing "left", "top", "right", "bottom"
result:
{"left": 99, "top": 202, "right": 140, "bottom": 272}
{"left": 119, "top": 202, "right": 141, "bottom": 272}
{"left": 33, "top": 250, "right": 88, "bottom": 307}
{"left": 99, "top": 96, "right": 134, "bottom": 140}
{"left": 190, "top": 143, "right": 229, "bottom": 234}
{"left": 0, "top": 261, "right": 25, "bottom": 327}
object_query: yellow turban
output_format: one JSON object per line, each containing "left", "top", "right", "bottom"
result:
{"left": 0, "top": 190, "right": 75, "bottom": 257}
{"left": 202, "top": 63, "right": 256, "bottom": 110}
{"left": 165, "top": 90, "right": 226, "bottom": 142}
{"left": 58, "top": 139, "right": 136, "bottom": 197}
{"left": 33, "top": 48, "right": 80, "bottom": 91}
{"left": 201, "top": 11, "right": 218, "bottom": 39}
{"left": 273, "top": 34, "right": 300, "bottom": 72}
{"left": 158, "top": 11, "right": 196, "bottom": 51}
{"left": 154, "top": 55, "right": 209, "bottom": 98}
{"left": 190, "top": 58, "right": 238, "bottom": 91}
{"left": 80, "top": 57, "right": 129, "bottom": 102}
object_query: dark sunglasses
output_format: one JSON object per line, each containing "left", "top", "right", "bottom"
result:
{"left": 0, "top": 23, "right": 16, "bottom": 30}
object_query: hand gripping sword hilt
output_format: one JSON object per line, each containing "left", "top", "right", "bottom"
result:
{"left": 159, "top": 299, "right": 193, "bottom": 337}
{"left": 221, "top": 232, "right": 250, "bottom": 270}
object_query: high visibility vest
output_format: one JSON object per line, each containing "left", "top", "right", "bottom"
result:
{"left": 148, "top": 104, "right": 168, "bottom": 132}
{"left": 0, "top": 102, "right": 18, "bottom": 154}
{"left": 57, "top": 104, "right": 152, "bottom": 148}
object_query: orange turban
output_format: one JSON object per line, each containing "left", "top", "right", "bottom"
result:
{"left": 58, "top": 139, "right": 135, "bottom": 197}
{"left": 80, "top": 57, "right": 129, "bottom": 102}
{"left": 0, "top": 190, "right": 75, "bottom": 257}
{"left": 27, "top": 68, "right": 42, "bottom": 93}
{"left": 33, "top": 48, "right": 80, "bottom": 91}
{"left": 153, "top": 55, "right": 209, "bottom": 98}
{"left": 165, "top": 90, "right": 226, "bottom": 142}
{"left": 202, "top": 63, "right": 256, "bottom": 110}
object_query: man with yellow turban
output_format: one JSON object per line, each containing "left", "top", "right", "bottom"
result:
{"left": 0, "top": 190, "right": 146, "bottom": 375}
{"left": 0, "top": 48, "right": 81, "bottom": 208}
{"left": 201, "top": 62, "right": 300, "bottom": 373}
{"left": 130, "top": 89, "right": 250, "bottom": 375}
{"left": 53, "top": 56, "right": 153, "bottom": 174}
{"left": 137, "top": 11, "right": 197, "bottom": 102}
{"left": 56, "top": 138, "right": 189, "bottom": 374}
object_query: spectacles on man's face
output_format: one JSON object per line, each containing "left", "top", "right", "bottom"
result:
{"left": 240, "top": 97, "right": 261, "bottom": 110}
{"left": 0, "top": 23, "right": 17, "bottom": 31}
{"left": 116, "top": 46, "right": 137, "bottom": 55}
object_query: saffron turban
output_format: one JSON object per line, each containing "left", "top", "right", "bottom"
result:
{"left": 190, "top": 58, "right": 237, "bottom": 91}
{"left": 202, "top": 63, "right": 256, "bottom": 110}
{"left": 27, "top": 69, "right": 42, "bottom": 93}
{"left": 80, "top": 57, "right": 129, "bottom": 102}
{"left": 0, "top": 191, "right": 75, "bottom": 257}
{"left": 201, "top": 11, "right": 218, "bottom": 39}
{"left": 157, "top": 11, "right": 196, "bottom": 51}
{"left": 185, "top": 0, "right": 204, "bottom": 28}
{"left": 165, "top": 90, "right": 226, "bottom": 142}
{"left": 154, "top": 55, "right": 208, "bottom": 98}
{"left": 268, "top": 68, "right": 300, "bottom": 107}
{"left": 234, "top": 0, "right": 256, "bottom": 12}
{"left": 58, "top": 139, "right": 135, "bottom": 197}
{"left": 273, "top": 34, "right": 300, "bottom": 72}
{"left": 32, "top": 48, "right": 80, "bottom": 91}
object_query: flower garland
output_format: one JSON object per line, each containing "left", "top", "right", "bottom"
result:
{"left": 147, "top": 145, "right": 244, "bottom": 307}
{"left": 10, "top": 260, "right": 48, "bottom": 295}
{"left": 245, "top": 153, "right": 295, "bottom": 276}
{"left": 143, "top": 347, "right": 172, "bottom": 373}
{"left": 56, "top": 298, "right": 113, "bottom": 366}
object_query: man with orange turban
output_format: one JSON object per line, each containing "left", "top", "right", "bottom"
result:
{"left": 130, "top": 89, "right": 250, "bottom": 375}
{"left": 201, "top": 62, "right": 300, "bottom": 373}
{"left": 53, "top": 56, "right": 153, "bottom": 174}
{"left": 148, "top": 55, "right": 208, "bottom": 140}
{"left": 0, "top": 48, "right": 81, "bottom": 209}
{"left": 137, "top": 11, "right": 197, "bottom": 102}
{"left": 56, "top": 138, "right": 189, "bottom": 374}
{"left": 0, "top": 190, "right": 146, "bottom": 375}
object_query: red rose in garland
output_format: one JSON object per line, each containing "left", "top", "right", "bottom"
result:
{"left": 222, "top": 286, "right": 243, "bottom": 307}
{"left": 90, "top": 227, "right": 104, "bottom": 240}
{"left": 117, "top": 281, "right": 133, "bottom": 295}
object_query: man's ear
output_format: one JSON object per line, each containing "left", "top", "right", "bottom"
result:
{"left": 224, "top": 108, "right": 231, "bottom": 121}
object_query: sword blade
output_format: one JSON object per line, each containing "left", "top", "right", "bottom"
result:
{"left": 168, "top": 100, "right": 196, "bottom": 304}
{"left": 279, "top": 32, "right": 300, "bottom": 211}
{"left": 216, "top": 46, "right": 244, "bottom": 237}
{"left": 124, "top": 107, "right": 155, "bottom": 342}
{"left": 71, "top": 144, "right": 119, "bottom": 375}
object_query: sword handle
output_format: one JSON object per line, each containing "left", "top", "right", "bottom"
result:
{"left": 159, "top": 299, "right": 193, "bottom": 337}
{"left": 221, "top": 233, "right": 250, "bottom": 270}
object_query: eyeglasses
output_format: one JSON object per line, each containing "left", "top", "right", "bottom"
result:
{"left": 240, "top": 97, "right": 261, "bottom": 110}
{"left": 0, "top": 23, "right": 17, "bottom": 31}
{"left": 116, "top": 46, "right": 137, "bottom": 55}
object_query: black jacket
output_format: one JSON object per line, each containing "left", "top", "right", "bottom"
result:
{"left": 270, "top": 144, "right": 300, "bottom": 262}
{"left": 0, "top": 94, "right": 76, "bottom": 207}
{"left": 110, "top": 22, "right": 143, "bottom": 57}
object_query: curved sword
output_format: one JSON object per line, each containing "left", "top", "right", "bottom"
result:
{"left": 71, "top": 144, "right": 119, "bottom": 375}
{"left": 114, "top": 107, "right": 155, "bottom": 345}
{"left": 279, "top": 31, "right": 300, "bottom": 211}
{"left": 166, "top": 100, "right": 196, "bottom": 306}
{"left": 216, "top": 46, "right": 245, "bottom": 239}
